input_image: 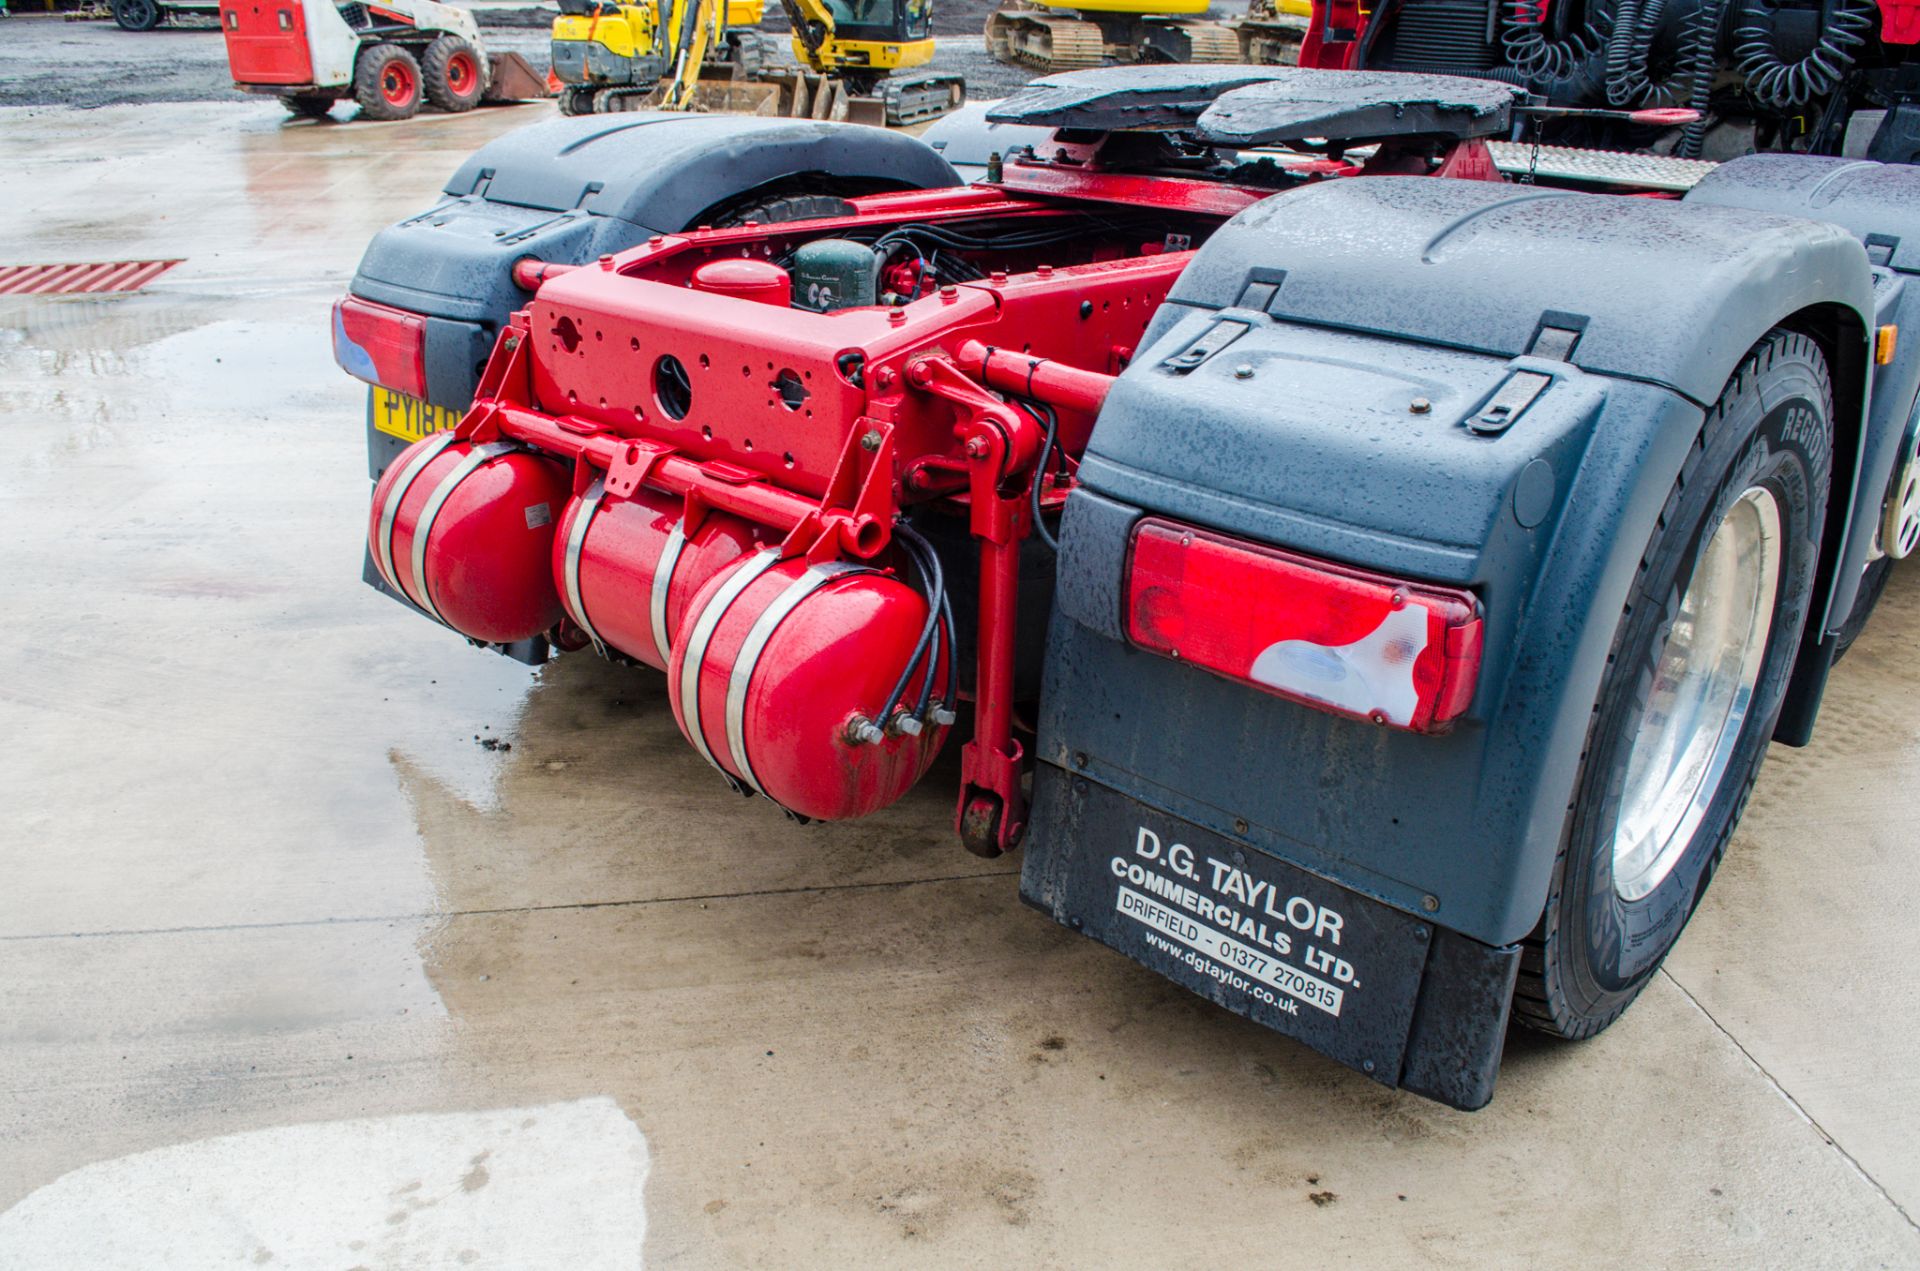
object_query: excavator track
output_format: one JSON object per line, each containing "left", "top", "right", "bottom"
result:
{"left": 873, "top": 73, "right": 969, "bottom": 126}
{"left": 985, "top": 6, "right": 1105, "bottom": 71}
{"left": 1158, "top": 19, "right": 1241, "bottom": 63}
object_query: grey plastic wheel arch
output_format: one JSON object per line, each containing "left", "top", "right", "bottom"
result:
{"left": 1032, "top": 175, "right": 1878, "bottom": 948}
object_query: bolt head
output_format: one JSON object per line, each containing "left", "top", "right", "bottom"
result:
{"left": 1410, "top": 396, "right": 1433, "bottom": 414}
{"left": 1421, "top": 894, "right": 1440, "bottom": 913}
{"left": 1234, "top": 364, "right": 1255, "bottom": 380}
{"left": 964, "top": 436, "right": 989, "bottom": 459}
{"left": 860, "top": 430, "right": 882, "bottom": 452}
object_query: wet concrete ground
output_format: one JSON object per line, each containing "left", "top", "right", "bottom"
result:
{"left": 0, "top": 13, "right": 1038, "bottom": 109}
{"left": 2, "top": 101, "right": 1919, "bottom": 1267}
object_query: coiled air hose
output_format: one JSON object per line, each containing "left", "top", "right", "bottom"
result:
{"left": 1604, "top": 0, "right": 1669, "bottom": 103}
{"left": 1734, "top": 0, "right": 1875, "bottom": 108}
{"left": 1501, "top": 0, "right": 1610, "bottom": 84}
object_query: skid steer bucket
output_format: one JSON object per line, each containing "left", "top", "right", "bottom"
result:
{"left": 484, "top": 52, "right": 553, "bottom": 103}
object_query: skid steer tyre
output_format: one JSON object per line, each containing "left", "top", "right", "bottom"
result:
{"left": 112, "top": 0, "right": 162, "bottom": 30}
{"left": 422, "top": 36, "right": 486, "bottom": 113}
{"left": 1516, "top": 329, "right": 1833, "bottom": 1040}
{"left": 355, "top": 43, "right": 424, "bottom": 122}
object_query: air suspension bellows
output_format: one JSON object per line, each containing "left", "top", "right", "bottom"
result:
{"left": 554, "top": 483, "right": 766, "bottom": 668}
{"left": 369, "top": 434, "right": 569, "bottom": 644}
{"left": 668, "top": 554, "right": 950, "bottom": 821}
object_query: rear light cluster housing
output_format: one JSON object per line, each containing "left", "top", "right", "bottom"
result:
{"left": 1125, "top": 518, "right": 1483, "bottom": 733}
{"left": 333, "top": 296, "right": 429, "bottom": 399}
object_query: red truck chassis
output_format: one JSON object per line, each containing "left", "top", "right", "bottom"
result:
{"left": 351, "top": 157, "right": 1489, "bottom": 855}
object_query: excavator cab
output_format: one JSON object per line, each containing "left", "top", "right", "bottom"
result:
{"left": 794, "top": 0, "right": 935, "bottom": 75}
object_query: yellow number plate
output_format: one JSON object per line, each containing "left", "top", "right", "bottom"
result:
{"left": 371, "top": 387, "right": 461, "bottom": 444}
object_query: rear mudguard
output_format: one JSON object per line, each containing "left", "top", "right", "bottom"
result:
{"left": 1684, "top": 156, "right": 1920, "bottom": 737}
{"left": 350, "top": 113, "right": 961, "bottom": 465}
{"left": 1024, "top": 170, "right": 1892, "bottom": 1106}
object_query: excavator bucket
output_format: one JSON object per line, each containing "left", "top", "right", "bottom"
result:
{"left": 484, "top": 53, "right": 553, "bottom": 103}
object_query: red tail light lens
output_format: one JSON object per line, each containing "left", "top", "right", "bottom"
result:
{"left": 332, "top": 296, "right": 428, "bottom": 399}
{"left": 1126, "top": 518, "right": 1483, "bottom": 733}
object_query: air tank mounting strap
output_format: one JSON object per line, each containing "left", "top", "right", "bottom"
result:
{"left": 724, "top": 562, "right": 870, "bottom": 799}
{"left": 562, "top": 478, "right": 609, "bottom": 657}
{"left": 411, "top": 442, "right": 516, "bottom": 625}
{"left": 375, "top": 431, "right": 458, "bottom": 595}
{"left": 650, "top": 521, "right": 690, "bottom": 664}
{"left": 678, "top": 549, "right": 781, "bottom": 776}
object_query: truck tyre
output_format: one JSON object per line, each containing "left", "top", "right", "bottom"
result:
{"left": 112, "top": 0, "right": 162, "bottom": 30}
{"left": 280, "top": 94, "right": 337, "bottom": 120}
{"left": 711, "top": 193, "right": 858, "bottom": 227}
{"left": 355, "top": 44, "right": 424, "bottom": 122}
{"left": 1517, "top": 329, "right": 1833, "bottom": 1040}
{"left": 422, "top": 36, "right": 486, "bottom": 113}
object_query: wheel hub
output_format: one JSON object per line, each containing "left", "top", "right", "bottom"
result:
{"left": 1881, "top": 429, "right": 1920, "bottom": 560}
{"left": 1611, "top": 486, "right": 1783, "bottom": 902}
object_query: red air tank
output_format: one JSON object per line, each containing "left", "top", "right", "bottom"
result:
{"left": 369, "top": 435, "right": 568, "bottom": 644}
{"left": 552, "top": 484, "right": 767, "bottom": 669}
{"left": 669, "top": 554, "right": 949, "bottom": 821}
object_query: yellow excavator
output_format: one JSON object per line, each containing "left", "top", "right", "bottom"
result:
{"left": 552, "top": 0, "right": 964, "bottom": 125}
{"left": 984, "top": 0, "right": 1310, "bottom": 71}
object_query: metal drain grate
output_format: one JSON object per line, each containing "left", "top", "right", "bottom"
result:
{"left": 0, "top": 260, "right": 183, "bottom": 296}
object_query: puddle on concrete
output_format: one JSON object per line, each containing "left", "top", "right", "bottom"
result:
{"left": 0, "top": 1098, "right": 649, "bottom": 1268}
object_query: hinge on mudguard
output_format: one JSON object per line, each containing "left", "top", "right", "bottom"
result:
{"left": 1468, "top": 319, "right": 1584, "bottom": 435}
{"left": 1161, "top": 318, "right": 1252, "bottom": 375}
{"left": 1468, "top": 371, "right": 1554, "bottom": 435}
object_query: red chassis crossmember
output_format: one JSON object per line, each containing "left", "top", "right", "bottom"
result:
{"left": 441, "top": 185, "right": 1193, "bottom": 854}
{"left": 369, "top": 151, "right": 1497, "bottom": 854}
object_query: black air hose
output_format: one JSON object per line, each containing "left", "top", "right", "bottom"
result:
{"left": 1501, "top": 0, "right": 1609, "bottom": 84}
{"left": 1605, "top": 0, "right": 1668, "bottom": 103}
{"left": 1676, "top": 0, "right": 1726, "bottom": 155}
{"left": 1733, "top": 0, "right": 1874, "bottom": 108}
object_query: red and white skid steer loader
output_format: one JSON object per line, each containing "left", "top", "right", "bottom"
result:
{"left": 220, "top": 0, "right": 548, "bottom": 121}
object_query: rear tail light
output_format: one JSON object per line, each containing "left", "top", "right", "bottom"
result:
{"left": 1126, "top": 518, "right": 1483, "bottom": 733}
{"left": 332, "top": 296, "right": 428, "bottom": 399}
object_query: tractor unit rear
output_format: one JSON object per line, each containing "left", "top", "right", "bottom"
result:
{"left": 333, "top": 68, "right": 1920, "bottom": 1108}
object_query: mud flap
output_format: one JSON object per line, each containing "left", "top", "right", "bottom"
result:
{"left": 1020, "top": 764, "right": 1520, "bottom": 1109}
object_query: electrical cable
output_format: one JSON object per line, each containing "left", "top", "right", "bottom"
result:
{"left": 880, "top": 521, "right": 948, "bottom": 728}
{"left": 1018, "top": 398, "right": 1062, "bottom": 554}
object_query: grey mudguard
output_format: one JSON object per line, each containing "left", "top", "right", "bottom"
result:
{"left": 1686, "top": 154, "right": 1920, "bottom": 642}
{"left": 1027, "top": 174, "right": 1878, "bottom": 965}
{"left": 917, "top": 103, "right": 1055, "bottom": 182}
{"left": 349, "top": 113, "right": 960, "bottom": 415}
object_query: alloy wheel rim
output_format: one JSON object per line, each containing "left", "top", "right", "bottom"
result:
{"left": 1611, "top": 486, "right": 1782, "bottom": 902}
{"left": 382, "top": 63, "right": 414, "bottom": 104}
